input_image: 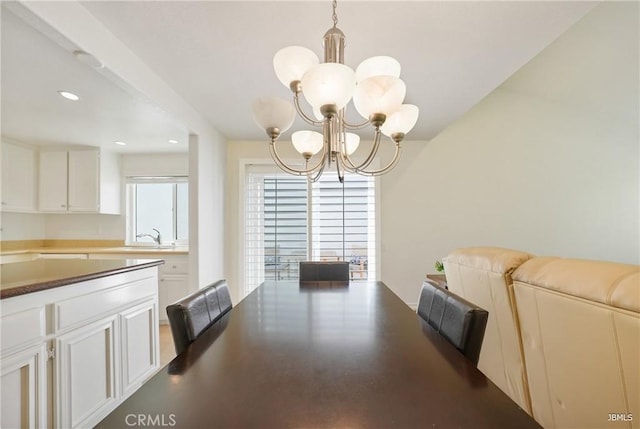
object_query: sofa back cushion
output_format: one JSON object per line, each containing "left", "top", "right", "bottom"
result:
{"left": 513, "top": 258, "right": 639, "bottom": 429}
{"left": 444, "top": 247, "right": 534, "bottom": 414}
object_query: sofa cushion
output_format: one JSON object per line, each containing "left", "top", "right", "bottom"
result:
{"left": 512, "top": 257, "right": 640, "bottom": 312}
{"left": 445, "top": 247, "right": 534, "bottom": 274}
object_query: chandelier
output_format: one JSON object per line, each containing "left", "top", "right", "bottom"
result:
{"left": 251, "top": 0, "right": 419, "bottom": 182}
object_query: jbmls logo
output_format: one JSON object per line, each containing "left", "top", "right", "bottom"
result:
{"left": 608, "top": 413, "right": 633, "bottom": 422}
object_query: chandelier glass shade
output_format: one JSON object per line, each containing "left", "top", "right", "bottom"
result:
{"left": 251, "top": 0, "right": 419, "bottom": 182}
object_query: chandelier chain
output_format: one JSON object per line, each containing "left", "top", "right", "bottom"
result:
{"left": 332, "top": 0, "right": 338, "bottom": 27}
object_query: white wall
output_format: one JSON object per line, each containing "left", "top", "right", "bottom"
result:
{"left": 381, "top": 1, "right": 639, "bottom": 304}
{"left": 122, "top": 153, "right": 188, "bottom": 177}
{"left": 225, "top": 141, "right": 269, "bottom": 302}
{"left": 0, "top": 213, "right": 45, "bottom": 241}
{"left": 226, "top": 2, "right": 639, "bottom": 305}
{"left": 45, "top": 213, "right": 124, "bottom": 240}
{"left": 189, "top": 132, "right": 227, "bottom": 293}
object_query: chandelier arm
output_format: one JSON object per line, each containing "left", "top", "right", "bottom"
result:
{"left": 335, "top": 150, "right": 345, "bottom": 183}
{"left": 293, "top": 95, "right": 324, "bottom": 127}
{"left": 307, "top": 160, "right": 326, "bottom": 183}
{"left": 338, "top": 139, "right": 359, "bottom": 171}
{"left": 353, "top": 142, "right": 402, "bottom": 176}
{"left": 342, "top": 127, "right": 383, "bottom": 172}
{"left": 342, "top": 117, "right": 371, "bottom": 130}
{"left": 339, "top": 159, "right": 357, "bottom": 174}
{"left": 269, "top": 140, "right": 326, "bottom": 176}
{"left": 269, "top": 143, "right": 308, "bottom": 176}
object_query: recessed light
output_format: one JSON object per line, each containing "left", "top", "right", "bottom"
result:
{"left": 168, "top": 139, "right": 179, "bottom": 144}
{"left": 58, "top": 90, "right": 79, "bottom": 101}
{"left": 114, "top": 141, "right": 127, "bottom": 146}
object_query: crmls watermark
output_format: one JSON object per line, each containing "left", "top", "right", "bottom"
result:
{"left": 125, "top": 414, "right": 177, "bottom": 427}
{"left": 608, "top": 413, "right": 633, "bottom": 422}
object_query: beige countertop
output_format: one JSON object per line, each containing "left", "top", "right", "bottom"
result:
{"left": 1, "top": 245, "right": 189, "bottom": 256}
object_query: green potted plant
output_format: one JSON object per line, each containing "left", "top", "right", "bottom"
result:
{"left": 434, "top": 260, "right": 445, "bottom": 273}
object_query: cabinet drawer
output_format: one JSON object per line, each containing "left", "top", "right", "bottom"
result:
{"left": 55, "top": 277, "right": 156, "bottom": 332}
{"left": 37, "top": 253, "right": 89, "bottom": 260}
{"left": 160, "top": 261, "right": 188, "bottom": 274}
{"left": 1, "top": 307, "right": 46, "bottom": 353}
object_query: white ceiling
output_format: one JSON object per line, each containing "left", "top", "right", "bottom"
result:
{"left": 1, "top": 5, "right": 188, "bottom": 153}
{"left": 1, "top": 1, "right": 597, "bottom": 152}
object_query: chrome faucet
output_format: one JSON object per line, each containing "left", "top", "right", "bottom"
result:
{"left": 136, "top": 228, "right": 161, "bottom": 245}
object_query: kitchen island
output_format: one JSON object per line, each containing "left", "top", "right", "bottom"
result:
{"left": 1, "top": 258, "right": 163, "bottom": 429}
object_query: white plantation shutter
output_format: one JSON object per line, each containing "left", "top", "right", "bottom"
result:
{"left": 264, "top": 176, "right": 308, "bottom": 279}
{"left": 244, "top": 171, "right": 267, "bottom": 296}
{"left": 244, "top": 168, "right": 307, "bottom": 296}
{"left": 243, "top": 165, "right": 376, "bottom": 299}
{"left": 311, "top": 173, "right": 376, "bottom": 280}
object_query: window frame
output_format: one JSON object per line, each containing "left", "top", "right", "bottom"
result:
{"left": 239, "top": 161, "right": 381, "bottom": 298}
{"left": 125, "top": 176, "right": 189, "bottom": 246}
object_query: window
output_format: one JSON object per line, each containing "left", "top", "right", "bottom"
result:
{"left": 126, "top": 177, "right": 188, "bottom": 245}
{"left": 244, "top": 165, "right": 377, "bottom": 297}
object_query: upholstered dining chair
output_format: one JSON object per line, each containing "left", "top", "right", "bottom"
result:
{"left": 417, "top": 280, "right": 488, "bottom": 365}
{"left": 166, "top": 279, "right": 233, "bottom": 355}
{"left": 299, "top": 261, "right": 350, "bottom": 283}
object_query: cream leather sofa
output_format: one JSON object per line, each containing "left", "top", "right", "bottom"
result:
{"left": 444, "top": 248, "right": 534, "bottom": 415}
{"left": 445, "top": 247, "right": 639, "bottom": 429}
{"left": 513, "top": 257, "right": 639, "bottom": 429}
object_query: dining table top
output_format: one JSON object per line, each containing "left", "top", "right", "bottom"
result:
{"left": 97, "top": 280, "right": 540, "bottom": 429}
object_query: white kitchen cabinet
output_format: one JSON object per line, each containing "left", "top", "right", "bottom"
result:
{"left": 0, "top": 343, "right": 48, "bottom": 429}
{"left": 0, "top": 265, "right": 160, "bottom": 429}
{"left": 159, "top": 275, "right": 190, "bottom": 322}
{"left": 37, "top": 253, "right": 89, "bottom": 260}
{"left": 120, "top": 301, "right": 158, "bottom": 397}
{"left": 158, "top": 257, "right": 190, "bottom": 323}
{"left": 87, "top": 253, "right": 190, "bottom": 323}
{"left": 0, "top": 252, "right": 40, "bottom": 264}
{"left": 38, "top": 149, "right": 120, "bottom": 214}
{"left": 38, "top": 150, "right": 67, "bottom": 212}
{"left": 1, "top": 141, "right": 37, "bottom": 212}
{"left": 56, "top": 316, "right": 118, "bottom": 429}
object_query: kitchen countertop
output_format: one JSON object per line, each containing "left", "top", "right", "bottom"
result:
{"left": 0, "top": 258, "right": 165, "bottom": 299}
{"left": 1, "top": 245, "right": 189, "bottom": 256}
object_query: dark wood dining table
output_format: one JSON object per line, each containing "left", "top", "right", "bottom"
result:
{"left": 97, "top": 281, "right": 540, "bottom": 429}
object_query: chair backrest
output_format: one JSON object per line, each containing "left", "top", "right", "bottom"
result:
{"left": 215, "top": 281, "right": 233, "bottom": 316}
{"left": 166, "top": 279, "right": 233, "bottom": 355}
{"left": 417, "top": 280, "right": 488, "bottom": 366}
{"left": 299, "top": 261, "right": 349, "bottom": 283}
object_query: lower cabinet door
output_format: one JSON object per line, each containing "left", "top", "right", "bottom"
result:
{"left": 159, "top": 275, "right": 189, "bottom": 323}
{"left": 56, "top": 316, "right": 118, "bottom": 429}
{"left": 120, "top": 300, "right": 159, "bottom": 397}
{"left": 0, "top": 343, "right": 47, "bottom": 429}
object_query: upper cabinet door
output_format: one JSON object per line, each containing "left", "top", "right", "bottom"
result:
{"left": 38, "top": 150, "right": 68, "bottom": 212}
{"left": 68, "top": 150, "right": 100, "bottom": 212}
{"left": 1, "top": 142, "right": 37, "bottom": 212}
{"left": 37, "top": 148, "right": 119, "bottom": 214}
